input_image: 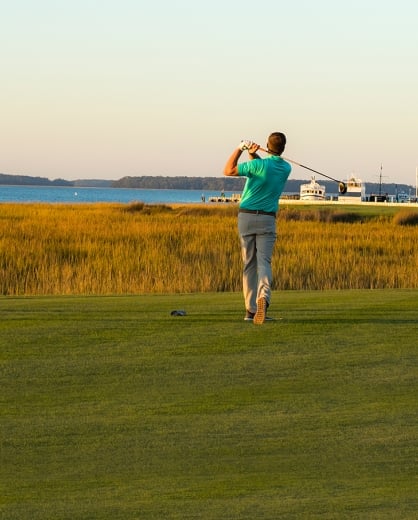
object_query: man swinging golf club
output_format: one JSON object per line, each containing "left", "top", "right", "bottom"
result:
{"left": 223, "top": 132, "right": 291, "bottom": 324}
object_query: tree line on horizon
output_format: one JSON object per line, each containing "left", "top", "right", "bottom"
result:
{"left": 0, "top": 172, "right": 414, "bottom": 196}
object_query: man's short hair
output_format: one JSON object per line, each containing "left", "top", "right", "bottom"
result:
{"left": 268, "top": 132, "right": 286, "bottom": 155}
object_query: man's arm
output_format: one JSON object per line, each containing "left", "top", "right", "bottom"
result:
{"left": 223, "top": 148, "right": 242, "bottom": 177}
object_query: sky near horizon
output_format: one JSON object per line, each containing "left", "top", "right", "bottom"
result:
{"left": 1, "top": 0, "right": 417, "bottom": 185}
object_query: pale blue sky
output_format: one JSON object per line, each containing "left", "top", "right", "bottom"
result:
{"left": 1, "top": 0, "right": 417, "bottom": 184}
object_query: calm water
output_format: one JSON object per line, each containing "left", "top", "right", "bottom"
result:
{"left": 0, "top": 185, "right": 233, "bottom": 204}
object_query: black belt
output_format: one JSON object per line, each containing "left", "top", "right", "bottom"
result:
{"left": 239, "top": 209, "right": 276, "bottom": 217}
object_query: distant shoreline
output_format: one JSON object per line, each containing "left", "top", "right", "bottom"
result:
{"left": 0, "top": 172, "right": 414, "bottom": 195}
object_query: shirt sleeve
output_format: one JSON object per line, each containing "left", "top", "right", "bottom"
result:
{"left": 237, "top": 159, "right": 262, "bottom": 178}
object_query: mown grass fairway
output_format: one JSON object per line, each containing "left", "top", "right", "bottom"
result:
{"left": 1, "top": 290, "right": 417, "bottom": 519}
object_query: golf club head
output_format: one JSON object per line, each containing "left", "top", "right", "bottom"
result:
{"left": 338, "top": 182, "right": 347, "bottom": 195}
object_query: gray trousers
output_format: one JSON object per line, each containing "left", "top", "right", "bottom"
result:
{"left": 238, "top": 212, "right": 277, "bottom": 313}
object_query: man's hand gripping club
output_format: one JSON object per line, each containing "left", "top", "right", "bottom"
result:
{"left": 224, "top": 140, "right": 260, "bottom": 176}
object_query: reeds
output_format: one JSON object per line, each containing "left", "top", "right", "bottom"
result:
{"left": 1, "top": 203, "right": 418, "bottom": 295}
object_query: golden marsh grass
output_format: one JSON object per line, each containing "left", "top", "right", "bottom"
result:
{"left": 1, "top": 203, "right": 418, "bottom": 295}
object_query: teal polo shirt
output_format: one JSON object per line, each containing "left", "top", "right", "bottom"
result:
{"left": 237, "top": 156, "right": 292, "bottom": 213}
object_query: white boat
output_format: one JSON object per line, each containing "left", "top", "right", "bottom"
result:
{"left": 300, "top": 176, "right": 326, "bottom": 201}
{"left": 338, "top": 176, "right": 366, "bottom": 202}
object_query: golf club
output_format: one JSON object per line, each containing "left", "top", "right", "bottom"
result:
{"left": 257, "top": 146, "right": 347, "bottom": 194}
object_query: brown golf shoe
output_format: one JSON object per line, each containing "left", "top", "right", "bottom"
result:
{"left": 254, "top": 297, "right": 267, "bottom": 325}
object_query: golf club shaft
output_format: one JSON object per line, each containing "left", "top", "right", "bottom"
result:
{"left": 257, "top": 147, "right": 344, "bottom": 185}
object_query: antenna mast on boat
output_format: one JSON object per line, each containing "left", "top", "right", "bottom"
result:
{"left": 415, "top": 166, "right": 418, "bottom": 199}
{"left": 379, "top": 164, "right": 383, "bottom": 196}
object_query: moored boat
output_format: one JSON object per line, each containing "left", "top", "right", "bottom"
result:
{"left": 300, "top": 176, "right": 326, "bottom": 201}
